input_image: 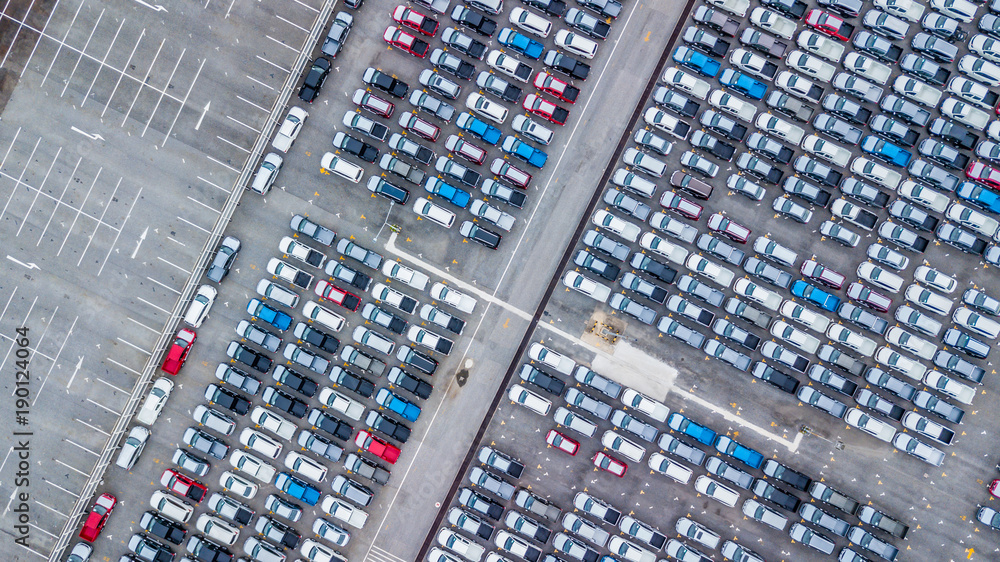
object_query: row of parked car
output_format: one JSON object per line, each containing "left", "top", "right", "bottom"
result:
{"left": 430, "top": 338, "right": 909, "bottom": 562}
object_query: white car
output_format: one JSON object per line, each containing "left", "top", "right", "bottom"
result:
{"left": 904, "top": 284, "right": 954, "bottom": 316}
{"left": 300, "top": 539, "right": 340, "bottom": 562}
{"left": 430, "top": 282, "right": 477, "bottom": 313}
{"left": 707, "top": 0, "right": 749, "bottom": 16}
{"left": 554, "top": 29, "right": 598, "bottom": 59}
{"left": 662, "top": 67, "right": 711, "bottom": 100}
{"left": 249, "top": 406, "right": 296, "bottom": 441}
{"left": 321, "top": 496, "right": 368, "bottom": 529}
{"left": 802, "top": 135, "right": 850, "bottom": 167}
{"left": 756, "top": 113, "right": 804, "bottom": 144}
{"left": 947, "top": 203, "right": 1000, "bottom": 239}
{"left": 150, "top": 491, "right": 194, "bottom": 523}
{"left": 183, "top": 284, "right": 217, "bottom": 328}
{"left": 781, "top": 301, "right": 830, "bottom": 333}
{"left": 954, "top": 307, "right": 1000, "bottom": 339}
{"left": 734, "top": 278, "right": 782, "bottom": 311}
{"left": 777, "top": 70, "right": 821, "bottom": 101}
{"left": 607, "top": 536, "right": 657, "bottom": 562}
{"left": 923, "top": 370, "right": 976, "bottom": 404}
{"left": 601, "top": 430, "right": 646, "bottom": 463}
{"left": 251, "top": 152, "right": 282, "bottom": 195}
{"left": 893, "top": 75, "right": 942, "bottom": 107}
{"left": 875, "top": 0, "right": 925, "bottom": 22}
{"left": 285, "top": 451, "right": 328, "bottom": 482}
{"left": 709, "top": 90, "right": 756, "bottom": 122}
{"left": 750, "top": 7, "right": 796, "bottom": 39}
{"left": 729, "top": 48, "right": 775, "bottom": 81}
{"left": 930, "top": 0, "right": 977, "bottom": 22}
{"left": 687, "top": 254, "right": 734, "bottom": 287}
{"left": 857, "top": 262, "right": 904, "bottom": 293}
{"left": 886, "top": 326, "right": 937, "bottom": 360}
{"left": 487, "top": 50, "right": 531, "bottom": 83}
{"left": 562, "top": 271, "right": 611, "bottom": 302}
{"left": 592, "top": 209, "right": 641, "bottom": 242}
{"left": 641, "top": 109, "right": 688, "bottom": 144}
{"left": 852, "top": 157, "right": 901, "bottom": 189}
{"left": 771, "top": 320, "right": 821, "bottom": 354}
{"left": 196, "top": 514, "right": 240, "bottom": 546}
{"left": 941, "top": 96, "right": 991, "bottom": 130}
{"left": 845, "top": 408, "right": 896, "bottom": 442}
{"left": 695, "top": 475, "right": 739, "bottom": 507}
{"left": 239, "top": 428, "right": 282, "bottom": 459}
{"left": 948, "top": 77, "right": 997, "bottom": 110}
{"left": 382, "top": 261, "right": 429, "bottom": 291}
{"left": 508, "top": 384, "right": 551, "bottom": 415}
{"left": 640, "top": 232, "right": 688, "bottom": 264}
{"left": 844, "top": 52, "right": 892, "bottom": 84}
{"left": 466, "top": 92, "right": 509, "bottom": 123}
{"left": 969, "top": 34, "right": 1000, "bottom": 64}
{"left": 893, "top": 432, "right": 945, "bottom": 466}
{"left": 675, "top": 517, "right": 721, "bottom": 550}
{"left": 510, "top": 7, "right": 552, "bottom": 37}
{"left": 898, "top": 181, "right": 950, "bottom": 213}
{"left": 272, "top": 106, "right": 308, "bottom": 152}
{"left": 827, "top": 324, "right": 877, "bottom": 356}
{"left": 469, "top": 200, "right": 516, "bottom": 231}
{"left": 219, "top": 471, "right": 258, "bottom": 499}
{"left": 620, "top": 388, "right": 669, "bottom": 422}
{"left": 438, "top": 529, "right": 486, "bottom": 561}
{"left": 787, "top": 50, "right": 836, "bottom": 81}
{"left": 136, "top": 377, "right": 174, "bottom": 425}
{"left": 319, "top": 387, "right": 366, "bottom": 421}
{"left": 413, "top": 197, "right": 456, "bottom": 229}
{"left": 914, "top": 266, "right": 957, "bottom": 293}
{"left": 647, "top": 453, "right": 693, "bottom": 484}
{"left": 528, "top": 342, "right": 576, "bottom": 374}
{"left": 796, "top": 31, "right": 844, "bottom": 62}
{"left": 875, "top": 346, "right": 927, "bottom": 380}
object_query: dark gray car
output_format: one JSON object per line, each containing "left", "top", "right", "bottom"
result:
{"left": 206, "top": 236, "right": 240, "bottom": 283}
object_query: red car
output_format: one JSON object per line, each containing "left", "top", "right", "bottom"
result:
{"left": 800, "top": 259, "right": 845, "bottom": 289}
{"left": 490, "top": 158, "right": 532, "bottom": 189}
{"left": 392, "top": 5, "right": 439, "bottom": 36}
{"left": 79, "top": 493, "right": 117, "bottom": 541}
{"left": 592, "top": 451, "right": 627, "bottom": 477}
{"left": 659, "top": 191, "right": 703, "bottom": 220}
{"left": 805, "top": 9, "right": 853, "bottom": 41}
{"left": 160, "top": 469, "right": 207, "bottom": 503}
{"left": 383, "top": 26, "right": 429, "bottom": 58}
{"left": 967, "top": 161, "right": 1000, "bottom": 189}
{"left": 707, "top": 213, "right": 751, "bottom": 243}
{"left": 353, "top": 88, "right": 394, "bottom": 118}
{"left": 522, "top": 93, "right": 569, "bottom": 126}
{"left": 399, "top": 111, "right": 440, "bottom": 141}
{"left": 533, "top": 71, "right": 579, "bottom": 104}
{"left": 445, "top": 135, "right": 487, "bottom": 164}
{"left": 356, "top": 430, "right": 400, "bottom": 464}
{"left": 314, "top": 280, "right": 361, "bottom": 312}
{"left": 990, "top": 479, "right": 1000, "bottom": 498}
{"left": 847, "top": 282, "right": 891, "bottom": 313}
{"left": 545, "top": 430, "right": 579, "bottom": 456}
{"left": 161, "top": 328, "right": 196, "bottom": 375}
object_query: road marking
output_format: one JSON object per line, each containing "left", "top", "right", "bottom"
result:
{"left": 106, "top": 357, "right": 142, "bottom": 376}
{"left": 56, "top": 167, "right": 102, "bottom": 258}
{"left": 37, "top": 156, "right": 82, "bottom": 245}
{"left": 42, "top": 479, "right": 80, "bottom": 497}
{"left": 143, "top": 47, "right": 187, "bottom": 137}
{"left": 163, "top": 57, "right": 207, "bottom": 147}
{"left": 15, "top": 540, "right": 48, "bottom": 559}
{"left": 74, "top": 419, "right": 109, "bottom": 437}
{"left": 54, "top": 459, "right": 89, "bottom": 477}
{"left": 129, "top": 316, "right": 163, "bottom": 334}
{"left": 117, "top": 338, "right": 152, "bottom": 355}
{"left": 99, "top": 183, "right": 142, "bottom": 276}
{"left": 367, "top": 545, "right": 408, "bottom": 562}
{"left": 66, "top": 355, "right": 84, "bottom": 389}
{"left": 177, "top": 214, "right": 213, "bottom": 233}
{"left": 133, "top": 0, "right": 168, "bottom": 12}
{"left": 64, "top": 439, "right": 99, "bottom": 457}
{"left": 16, "top": 145, "right": 62, "bottom": 237}
{"left": 85, "top": 398, "right": 120, "bottom": 415}
{"left": 33, "top": 500, "right": 66, "bottom": 517}
{"left": 187, "top": 194, "right": 223, "bottom": 213}
{"left": 69, "top": 126, "right": 104, "bottom": 141}
{"left": 157, "top": 256, "right": 192, "bottom": 274}
{"left": 198, "top": 175, "right": 231, "bottom": 193}
{"left": 6, "top": 255, "right": 39, "bottom": 270}
{"left": 132, "top": 227, "right": 149, "bottom": 258}
{"left": 195, "top": 101, "right": 211, "bottom": 130}
{"left": 60, "top": 8, "right": 105, "bottom": 98}
{"left": 0, "top": 446, "right": 12, "bottom": 474}
{"left": 0, "top": 137, "right": 41, "bottom": 225}
{"left": 101, "top": 29, "right": 147, "bottom": 118}
{"left": 28, "top": 522, "right": 57, "bottom": 538}
{"left": 78, "top": 176, "right": 123, "bottom": 267}
{"left": 97, "top": 377, "right": 130, "bottom": 394}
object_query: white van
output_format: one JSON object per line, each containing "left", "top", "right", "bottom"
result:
{"left": 184, "top": 285, "right": 217, "bottom": 327}
{"left": 116, "top": 426, "right": 150, "bottom": 470}
{"left": 302, "top": 301, "right": 346, "bottom": 332}
{"left": 150, "top": 490, "right": 194, "bottom": 523}
{"left": 321, "top": 152, "right": 364, "bottom": 184}
{"left": 647, "top": 453, "right": 692, "bottom": 484}
{"left": 136, "top": 378, "right": 174, "bottom": 426}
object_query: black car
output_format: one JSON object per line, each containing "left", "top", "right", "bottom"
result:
{"left": 652, "top": 86, "right": 700, "bottom": 117}
{"left": 333, "top": 132, "right": 378, "bottom": 163}
{"left": 752, "top": 479, "right": 800, "bottom": 512}
{"left": 460, "top": 221, "right": 501, "bottom": 249}
{"left": 367, "top": 177, "right": 410, "bottom": 205}
{"left": 840, "top": 178, "right": 889, "bottom": 208}
{"left": 810, "top": 365, "right": 858, "bottom": 396}
{"left": 477, "top": 72, "right": 521, "bottom": 102}
{"left": 399, "top": 346, "right": 438, "bottom": 375}
{"left": 761, "top": 460, "right": 811, "bottom": 491}
{"left": 543, "top": 50, "right": 590, "bottom": 80}
{"left": 761, "top": 0, "right": 807, "bottom": 18}
{"left": 743, "top": 257, "right": 792, "bottom": 289}
{"left": 309, "top": 409, "right": 354, "bottom": 441}
{"left": 332, "top": 366, "right": 376, "bottom": 398}
{"left": 387, "top": 367, "right": 433, "bottom": 399}
{"left": 793, "top": 155, "right": 841, "bottom": 187}
{"left": 184, "top": 428, "right": 229, "bottom": 460}
{"left": 620, "top": 272, "right": 668, "bottom": 304}
{"left": 362, "top": 303, "right": 408, "bottom": 335}
{"left": 187, "top": 535, "right": 234, "bottom": 562}
{"left": 690, "top": 130, "right": 735, "bottom": 161}
{"left": 889, "top": 200, "right": 939, "bottom": 232}
{"left": 441, "top": 27, "right": 487, "bottom": 60}
{"left": 256, "top": 516, "right": 300, "bottom": 549}
{"left": 700, "top": 110, "right": 747, "bottom": 141}
{"left": 712, "top": 319, "right": 761, "bottom": 350}
{"left": 746, "top": 132, "right": 794, "bottom": 164}
{"left": 227, "top": 341, "right": 272, "bottom": 373}
{"left": 573, "top": 249, "right": 620, "bottom": 281}
{"left": 813, "top": 113, "right": 863, "bottom": 145}
{"left": 431, "top": 49, "right": 476, "bottom": 80}
{"left": 363, "top": 67, "right": 409, "bottom": 98}
{"left": 822, "top": 94, "right": 870, "bottom": 126}
{"left": 855, "top": 388, "right": 904, "bottom": 421}
{"left": 630, "top": 253, "right": 677, "bottom": 284}
{"left": 912, "top": 390, "right": 965, "bottom": 424}
{"left": 783, "top": 176, "right": 831, "bottom": 206}
{"left": 366, "top": 410, "right": 411, "bottom": 443}
{"left": 298, "top": 57, "right": 331, "bottom": 103}
{"left": 929, "top": 118, "right": 977, "bottom": 150}
{"left": 263, "top": 386, "right": 309, "bottom": 418}
{"left": 943, "top": 328, "right": 991, "bottom": 359}
{"left": 521, "top": 0, "right": 566, "bottom": 16}
{"left": 129, "top": 534, "right": 174, "bottom": 562}
{"left": 683, "top": 25, "right": 731, "bottom": 57}
{"left": 918, "top": 139, "right": 969, "bottom": 170}
{"left": 451, "top": 5, "right": 497, "bottom": 36}
{"left": 272, "top": 365, "right": 319, "bottom": 397}
{"left": 519, "top": 364, "right": 566, "bottom": 395}
{"left": 750, "top": 361, "right": 799, "bottom": 393}
{"left": 933, "top": 349, "right": 986, "bottom": 383}
{"left": 204, "top": 384, "right": 250, "bottom": 416}
{"left": 141, "top": 511, "right": 186, "bottom": 545}
{"left": 817, "top": 0, "right": 861, "bottom": 16}
{"left": 293, "top": 324, "right": 339, "bottom": 355}
{"left": 900, "top": 53, "right": 950, "bottom": 85}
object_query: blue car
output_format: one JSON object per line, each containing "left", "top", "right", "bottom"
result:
{"left": 501, "top": 135, "right": 548, "bottom": 168}
{"left": 667, "top": 413, "right": 717, "bottom": 445}
{"left": 375, "top": 388, "right": 421, "bottom": 422}
{"left": 456, "top": 112, "right": 502, "bottom": 145}
{"left": 672, "top": 45, "right": 720, "bottom": 78}
{"left": 719, "top": 69, "right": 767, "bottom": 100}
{"left": 714, "top": 435, "right": 763, "bottom": 469}
{"left": 247, "top": 299, "right": 292, "bottom": 331}
{"left": 957, "top": 181, "right": 1000, "bottom": 215}
{"left": 497, "top": 27, "right": 543, "bottom": 60}
{"left": 275, "top": 472, "right": 320, "bottom": 506}
{"left": 424, "top": 177, "right": 471, "bottom": 208}
{"left": 791, "top": 280, "right": 841, "bottom": 311}
{"left": 860, "top": 135, "right": 911, "bottom": 168}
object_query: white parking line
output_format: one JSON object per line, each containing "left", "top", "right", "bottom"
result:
{"left": 0, "top": 137, "right": 41, "bottom": 224}
{"left": 32, "top": 313, "right": 77, "bottom": 407}
{"left": 265, "top": 35, "right": 300, "bottom": 53}
{"left": 146, "top": 277, "right": 182, "bottom": 295}
{"left": 15, "top": 540, "right": 49, "bottom": 559}
{"left": 78, "top": 176, "right": 123, "bottom": 266}
{"left": 36, "top": 156, "right": 81, "bottom": 245}
{"left": 85, "top": 398, "right": 120, "bottom": 415}
{"left": 74, "top": 418, "right": 110, "bottom": 437}
{"left": 42, "top": 479, "right": 80, "bottom": 498}
{"left": 177, "top": 214, "right": 213, "bottom": 233}
{"left": 162, "top": 56, "right": 206, "bottom": 147}
{"left": 0, "top": 445, "right": 13, "bottom": 474}
{"left": 63, "top": 439, "right": 99, "bottom": 457}
{"left": 274, "top": 14, "right": 310, "bottom": 33}
{"left": 98, "top": 184, "right": 142, "bottom": 276}
{"left": 136, "top": 296, "right": 171, "bottom": 315}
{"left": 82, "top": 17, "right": 125, "bottom": 105}
{"left": 116, "top": 337, "right": 152, "bottom": 355}
{"left": 679, "top": 390, "right": 805, "bottom": 453}
{"left": 198, "top": 175, "right": 231, "bottom": 193}
{"left": 106, "top": 356, "right": 142, "bottom": 376}
{"left": 121, "top": 37, "right": 166, "bottom": 125}
{"left": 143, "top": 48, "right": 187, "bottom": 137}
{"left": 225, "top": 114, "right": 263, "bottom": 133}
{"left": 101, "top": 29, "right": 147, "bottom": 118}
{"left": 245, "top": 75, "right": 275, "bottom": 91}
{"left": 33, "top": 500, "right": 66, "bottom": 517}
{"left": 204, "top": 154, "right": 241, "bottom": 173}
{"left": 216, "top": 134, "right": 253, "bottom": 154}
{"left": 157, "top": 256, "right": 192, "bottom": 274}
{"left": 236, "top": 94, "right": 270, "bottom": 113}
{"left": 167, "top": 236, "right": 187, "bottom": 247}
{"left": 28, "top": 522, "right": 57, "bottom": 538}
{"left": 13, "top": 142, "right": 60, "bottom": 237}
{"left": 187, "top": 194, "right": 222, "bottom": 213}
{"left": 54, "top": 458, "right": 89, "bottom": 477}
{"left": 60, "top": 8, "right": 106, "bottom": 97}
{"left": 34, "top": 0, "right": 75, "bottom": 84}
{"left": 57, "top": 167, "right": 102, "bottom": 257}
{"left": 97, "top": 377, "right": 130, "bottom": 394}
{"left": 291, "top": 0, "right": 319, "bottom": 12}
{"left": 129, "top": 316, "right": 162, "bottom": 333}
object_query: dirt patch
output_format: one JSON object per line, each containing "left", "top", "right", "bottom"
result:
{"left": 0, "top": 0, "right": 58, "bottom": 114}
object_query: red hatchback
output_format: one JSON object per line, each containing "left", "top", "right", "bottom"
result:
{"left": 356, "top": 430, "right": 401, "bottom": 464}
{"left": 79, "top": 493, "right": 117, "bottom": 541}
{"left": 161, "top": 328, "right": 196, "bottom": 375}
{"left": 522, "top": 94, "right": 569, "bottom": 126}
{"left": 533, "top": 72, "right": 579, "bottom": 104}
{"left": 707, "top": 213, "right": 751, "bottom": 243}
{"left": 805, "top": 9, "right": 853, "bottom": 41}
{"left": 545, "top": 430, "right": 579, "bottom": 456}
{"left": 160, "top": 469, "right": 207, "bottom": 503}
{"left": 383, "top": 26, "right": 429, "bottom": 58}
{"left": 967, "top": 161, "right": 1000, "bottom": 189}
{"left": 800, "top": 260, "right": 845, "bottom": 289}
{"left": 990, "top": 479, "right": 1000, "bottom": 498}
{"left": 391, "top": 5, "right": 439, "bottom": 36}
{"left": 592, "top": 451, "right": 627, "bottom": 477}
{"left": 847, "top": 282, "right": 891, "bottom": 313}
